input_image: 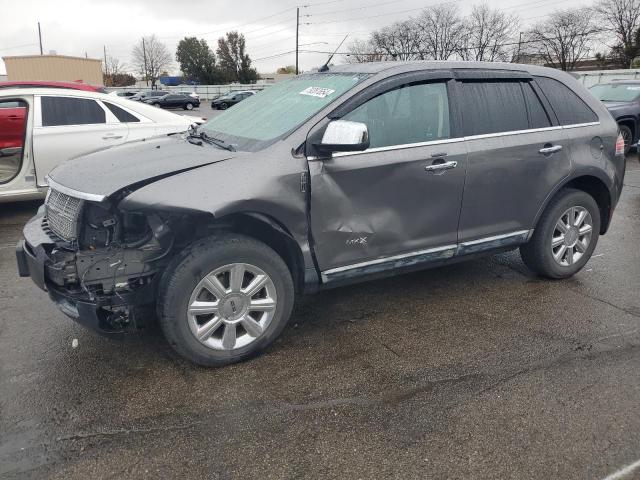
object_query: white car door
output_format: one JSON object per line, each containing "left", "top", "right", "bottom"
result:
{"left": 100, "top": 99, "right": 158, "bottom": 142}
{"left": 32, "top": 95, "right": 129, "bottom": 186}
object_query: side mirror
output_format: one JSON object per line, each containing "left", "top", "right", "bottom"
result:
{"left": 316, "top": 120, "right": 369, "bottom": 154}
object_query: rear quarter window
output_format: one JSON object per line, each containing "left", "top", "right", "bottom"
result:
{"left": 535, "top": 76, "right": 598, "bottom": 125}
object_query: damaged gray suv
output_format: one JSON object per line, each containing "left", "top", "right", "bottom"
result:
{"left": 16, "top": 62, "right": 626, "bottom": 366}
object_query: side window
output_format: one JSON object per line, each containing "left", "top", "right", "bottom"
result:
{"left": 535, "top": 76, "right": 598, "bottom": 125}
{"left": 41, "top": 97, "right": 106, "bottom": 126}
{"left": 103, "top": 101, "right": 140, "bottom": 123}
{"left": 461, "top": 81, "right": 528, "bottom": 136}
{"left": 342, "top": 82, "right": 451, "bottom": 149}
{"left": 522, "top": 82, "right": 552, "bottom": 129}
{"left": 0, "top": 99, "right": 28, "bottom": 184}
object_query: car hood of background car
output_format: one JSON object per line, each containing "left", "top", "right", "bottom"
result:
{"left": 47, "top": 135, "right": 237, "bottom": 199}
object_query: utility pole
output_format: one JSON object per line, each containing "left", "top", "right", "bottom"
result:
{"left": 515, "top": 32, "right": 523, "bottom": 63}
{"left": 295, "top": 7, "right": 299, "bottom": 75}
{"left": 37, "top": 22, "right": 43, "bottom": 55}
{"left": 142, "top": 37, "right": 149, "bottom": 87}
{"left": 103, "top": 45, "right": 108, "bottom": 77}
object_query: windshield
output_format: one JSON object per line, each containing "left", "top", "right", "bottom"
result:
{"left": 590, "top": 83, "right": 640, "bottom": 102}
{"left": 199, "top": 72, "right": 370, "bottom": 151}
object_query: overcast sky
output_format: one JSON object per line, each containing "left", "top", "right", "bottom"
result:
{"left": 0, "top": 0, "right": 590, "bottom": 77}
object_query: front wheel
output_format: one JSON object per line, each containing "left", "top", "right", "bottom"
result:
{"left": 158, "top": 235, "right": 295, "bottom": 366}
{"left": 520, "top": 188, "right": 600, "bottom": 279}
{"left": 219, "top": 102, "right": 228, "bottom": 110}
{"left": 184, "top": 102, "right": 194, "bottom": 110}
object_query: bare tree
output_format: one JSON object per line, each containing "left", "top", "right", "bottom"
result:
{"left": 416, "top": 3, "right": 465, "bottom": 60}
{"left": 525, "top": 9, "right": 599, "bottom": 71}
{"left": 594, "top": 0, "right": 640, "bottom": 66}
{"left": 371, "top": 20, "right": 424, "bottom": 60}
{"left": 459, "top": 3, "right": 519, "bottom": 61}
{"left": 131, "top": 35, "right": 172, "bottom": 87}
{"left": 103, "top": 56, "right": 125, "bottom": 77}
{"left": 346, "top": 39, "right": 382, "bottom": 63}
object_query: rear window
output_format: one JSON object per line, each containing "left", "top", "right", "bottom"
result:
{"left": 461, "top": 81, "right": 529, "bottom": 136}
{"left": 103, "top": 101, "right": 140, "bottom": 123}
{"left": 41, "top": 97, "right": 106, "bottom": 126}
{"left": 535, "top": 76, "right": 598, "bottom": 125}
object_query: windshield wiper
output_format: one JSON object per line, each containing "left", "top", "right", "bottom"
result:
{"left": 187, "top": 128, "right": 236, "bottom": 152}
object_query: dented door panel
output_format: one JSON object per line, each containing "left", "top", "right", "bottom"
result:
{"left": 309, "top": 139, "right": 467, "bottom": 272}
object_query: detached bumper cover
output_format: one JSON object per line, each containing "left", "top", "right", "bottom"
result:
{"left": 16, "top": 210, "right": 157, "bottom": 335}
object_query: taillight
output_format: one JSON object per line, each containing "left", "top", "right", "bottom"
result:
{"left": 615, "top": 133, "right": 625, "bottom": 156}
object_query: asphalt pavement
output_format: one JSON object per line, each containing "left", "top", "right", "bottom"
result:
{"left": 1, "top": 156, "right": 639, "bottom": 480}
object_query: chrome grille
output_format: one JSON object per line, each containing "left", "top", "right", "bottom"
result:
{"left": 45, "top": 188, "right": 84, "bottom": 241}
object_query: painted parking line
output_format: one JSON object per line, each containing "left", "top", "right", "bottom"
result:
{"left": 601, "top": 458, "right": 640, "bottom": 480}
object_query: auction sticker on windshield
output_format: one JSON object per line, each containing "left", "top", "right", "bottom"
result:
{"left": 300, "top": 87, "right": 336, "bottom": 98}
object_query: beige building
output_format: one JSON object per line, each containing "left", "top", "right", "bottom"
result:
{"left": 2, "top": 54, "right": 103, "bottom": 85}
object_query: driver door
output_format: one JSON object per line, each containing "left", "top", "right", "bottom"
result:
{"left": 308, "top": 77, "right": 467, "bottom": 281}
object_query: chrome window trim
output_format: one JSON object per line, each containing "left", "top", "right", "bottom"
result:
{"left": 331, "top": 137, "right": 464, "bottom": 158}
{"left": 561, "top": 121, "right": 600, "bottom": 129}
{"left": 464, "top": 126, "right": 562, "bottom": 141}
{"left": 308, "top": 122, "right": 600, "bottom": 160}
{"left": 46, "top": 176, "right": 106, "bottom": 202}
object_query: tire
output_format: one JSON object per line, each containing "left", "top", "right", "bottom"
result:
{"left": 520, "top": 188, "right": 600, "bottom": 279}
{"left": 152, "top": 102, "right": 161, "bottom": 108}
{"left": 219, "top": 102, "right": 228, "bottom": 110}
{"left": 184, "top": 102, "right": 194, "bottom": 110}
{"left": 618, "top": 124, "right": 633, "bottom": 154}
{"left": 158, "top": 235, "right": 295, "bottom": 366}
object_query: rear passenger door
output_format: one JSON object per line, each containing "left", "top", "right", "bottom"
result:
{"left": 456, "top": 71, "right": 572, "bottom": 246}
{"left": 33, "top": 95, "right": 128, "bottom": 186}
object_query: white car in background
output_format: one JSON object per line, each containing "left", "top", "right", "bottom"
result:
{"left": 0, "top": 87, "right": 198, "bottom": 202}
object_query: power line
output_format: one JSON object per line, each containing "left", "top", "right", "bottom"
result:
{"left": 0, "top": 42, "right": 38, "bottom": 52}
{"left": 303, "top": 0, "right": 409, "bottom": 17}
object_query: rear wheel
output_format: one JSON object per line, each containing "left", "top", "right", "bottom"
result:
{"left": 158, "top": 235, "right": 295, "bottom": 366}
{"left": 520, "top": 188, "right": 600, "bottom": 279}
{"left": 619, "top": 124, "right": 633, "bottom": 154}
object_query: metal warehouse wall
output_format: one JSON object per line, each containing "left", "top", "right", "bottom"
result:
{"left": 2, "top": 55, "right": 103, "bottom": 85}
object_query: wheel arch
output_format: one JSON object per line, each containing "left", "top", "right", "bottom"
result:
{"left": 533, "top": 174, "right": 613, "bottom": 235}
{"left": 181, "top": 211, "right": 307, "bottom": 294}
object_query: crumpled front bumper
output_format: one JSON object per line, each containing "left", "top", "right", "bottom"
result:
{"left": 16, "top": 209, "right": 157, "bottom": 335}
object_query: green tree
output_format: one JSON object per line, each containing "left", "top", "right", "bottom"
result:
{"left": 217, "top": 31, "right": 258, "bottom": 84}
{"left": 176, "top": 37, "right": 219, "bottom": 84}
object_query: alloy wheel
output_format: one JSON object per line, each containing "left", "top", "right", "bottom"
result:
{"left": 551, "top": 206, "right": 593, "bottom": 267}
{"left": 187, "top": 263, "right": 277, "bottom": 350}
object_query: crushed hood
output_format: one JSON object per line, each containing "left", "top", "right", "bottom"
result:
{"left": 47, "top": 135, "right": 236, "bottom": 199}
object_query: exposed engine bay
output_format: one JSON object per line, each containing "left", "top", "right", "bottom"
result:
{"left": 39, "top": 193, "right": 193, "bottom": 333}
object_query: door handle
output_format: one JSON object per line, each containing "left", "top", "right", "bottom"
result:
{"left": 102, "top": 134, "right": 123, "bottom": 140}
{"left": 539, "top": 144, "right": 563, "bottom": 155}
{"left": 425, "top": 160, "right": 457, "bottom": 172}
